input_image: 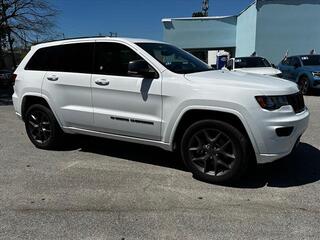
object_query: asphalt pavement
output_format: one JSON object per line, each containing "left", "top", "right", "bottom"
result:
{"left": 0, "top": 87, "right": 319, "bottom": 240}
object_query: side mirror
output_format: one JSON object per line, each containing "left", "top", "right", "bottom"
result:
{"left": 271, "top": 63, "right": 276, "bottom": 68}
{"left": 294, "top": 63, "right": 300, "bottom": 69}
{"left": 128, "top": 60, "right": 158, "bottom": 79}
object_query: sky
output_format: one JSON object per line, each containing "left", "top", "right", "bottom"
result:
{"left": 49, "top": 0, "right": 254, "bottom": 40}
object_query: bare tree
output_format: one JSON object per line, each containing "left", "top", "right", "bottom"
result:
{"left": 0, "top": 0, "right": 58, "bottom": 68}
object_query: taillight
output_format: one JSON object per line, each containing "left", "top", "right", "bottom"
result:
{"left": 11, "top": 74, "right": 17, "bottom": 85}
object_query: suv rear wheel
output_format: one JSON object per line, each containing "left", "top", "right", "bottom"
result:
{"left": 180, "top": 120, "right": 250, "bottom": 184}
{"left": 25, "top": 104, "right": 64, "bottom": 149}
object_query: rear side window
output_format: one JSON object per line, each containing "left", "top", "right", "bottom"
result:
{"left": 25, "top": 48, "right": 49, "bottom": 71}
{"left": 94, "top": 42, "right": 143, "bottom": 76}
{"left": 25, "top": 43, "right": 94, "bottom": 74}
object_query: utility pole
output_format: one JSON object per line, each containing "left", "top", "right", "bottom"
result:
{"left": 202, "top": 0, "right": 209, "bottom": 17}
{"left": 193, "top": 0, "right": 209, "bottom": 17}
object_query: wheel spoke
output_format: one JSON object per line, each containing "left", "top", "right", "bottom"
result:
{"left": 217, "top": 159, "right": 231, "bottom": 169}
{"left": 30, "top": 114, "right": 38, "bottom": 122}
{"left": 213, "top": 155, "right": 219, "bottom": 176}
{"left": 189, "top": 147, "right": 201, "bottom": 152}
{"left": 194, "top": 135, "right": 203, "bottom": 146}
{"left": 191, "top": 155, "right": 207, "bottom": 162}
{"left": 203, "top": 155, "right": 210, "bottom": 173}
{"left": 29, "top": 120, "right": 39, "bottom": 128}
{"left": 202, "top": 130, "right": 212, "bottom": 143}
{"left": 220, "top": 139, "right": 231, "bottom": 150}
{"left": 212, "top": 132, "right": 222, "bottom": 144}
{"left": 220, "top": 151, "right": 235, "bottom": 160}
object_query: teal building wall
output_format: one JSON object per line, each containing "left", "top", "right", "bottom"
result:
{"left": 162, "top": 0, "right": 320, "bottom": 64}
{"left": 255, "top": 0, "right": 320, "bottom": 64}
{"left": 235, "top": 3, "right": 257, "bottom": 57}
{"left": 163, "top": 16, "right": 237, "bottom": 49}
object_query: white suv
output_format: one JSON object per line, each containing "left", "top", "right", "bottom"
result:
{"left": 12, "top": 37, "right": 309, "bottom": 183}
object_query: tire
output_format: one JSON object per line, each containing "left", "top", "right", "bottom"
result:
{"left": 25, "top": 104, "right": 64, "bottom": 149}
{"left": 180, "top": 120, "right": 250, "bottom": 184}
{"left": 298, "top": 76, "right": 310, "bottom": 95}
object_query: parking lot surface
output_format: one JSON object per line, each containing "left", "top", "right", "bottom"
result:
{"left": 0, "top": 87, "right": 320, "bottom": 240}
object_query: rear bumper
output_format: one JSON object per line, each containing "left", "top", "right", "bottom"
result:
{"left": 12, "top": 91, "right": 21, "bottom": 118}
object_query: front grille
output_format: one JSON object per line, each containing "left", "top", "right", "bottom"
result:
{"left": 287, "top": 92, "right": 305, "bottom": 113}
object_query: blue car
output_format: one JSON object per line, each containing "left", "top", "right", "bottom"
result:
{"left": 278, "top": 54, "right": 320, "bottom": 94}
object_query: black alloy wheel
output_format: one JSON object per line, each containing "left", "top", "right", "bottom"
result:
{"left": 25, "top": 104, "right": 63, "bottom": 149}
{"left": 181, "top": 120, "right": 250, "bottom": 184}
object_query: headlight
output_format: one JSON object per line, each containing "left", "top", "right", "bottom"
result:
{"left": 255, "top": 95, "right": 289, "bottom": 110}
{"left": 312, "top": 72, "right": 320, "bottom": 78}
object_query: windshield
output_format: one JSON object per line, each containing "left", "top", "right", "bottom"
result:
{"left": 235, "top": 57, "right": 271, "bottom": 68}
{"left": 300, "top": 55, "right": 320, "bottom": 66}
{"left": 136, "top": 43, "right": 211, "bottom": 74}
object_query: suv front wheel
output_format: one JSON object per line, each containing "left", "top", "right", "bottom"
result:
{"left": 181, "top": 120, "right": 250, "bottom": 184}
{"left": 25, "top": 104, "right": 64, "bottom": 149}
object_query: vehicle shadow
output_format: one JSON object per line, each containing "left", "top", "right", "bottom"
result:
{"left": 0, "top": 87, "right": 13, "bottom": 106}
{"left": 69, "top": 135, "right": 320, "bottom": 188}
{"left": 74, "top": 135, "right": 186, "bottom": 171}
{"left": 308, "top": 89, "right": 320, "bottom": 96}
{"left": 231, "top": 143, "right": 320, "bottom": 188}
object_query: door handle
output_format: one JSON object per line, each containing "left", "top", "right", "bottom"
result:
{"left": 95, "top": 79, "right": 110, "bottom": 86}
{"left": 47, "top": 75, "right": 59, "bottom": 81}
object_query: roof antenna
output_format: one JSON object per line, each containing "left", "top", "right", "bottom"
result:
{"left": 310, "top": 49, "right": 316, "bottom": 55}
{"left": 251, "top": 51, "right": 257, "bottom": 57}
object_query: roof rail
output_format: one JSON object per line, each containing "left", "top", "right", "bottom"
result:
{"left": 34, "top": 35, "right": 109, "bottom": 45}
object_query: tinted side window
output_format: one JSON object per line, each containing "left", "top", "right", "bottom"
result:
{"left": 25, "top": 48, "right": 50, "bottom": 70}
{"left": 290, "top": 57, "right": 301, "bottom": 67}
{"left": 285, "top": 57, "right": 292, "bottom": 65}
{"left": 94, "top": 42, "right": 143, "bottom": 76}
{"left": 25, "top": 43, "right": 94, "bottom": 74}
{"left": 60, "top": 43, "right": 93, "bottom": 73}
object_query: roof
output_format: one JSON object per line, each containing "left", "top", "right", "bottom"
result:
{"left": 32, "top": 37, "right": 164, "bottom": 48}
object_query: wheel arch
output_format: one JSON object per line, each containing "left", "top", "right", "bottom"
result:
{"left": 170, "top": 107, "right": 258, "bottom": 161}
{"left": 297, "top": 72, "right": 310, "bottom": 82}
{"left": 21, "top": 94, "right": 63, "bottom": 128}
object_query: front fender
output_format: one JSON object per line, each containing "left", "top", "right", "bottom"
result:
{"left": 164, "top": 101, "right": 259, "bottom": 154}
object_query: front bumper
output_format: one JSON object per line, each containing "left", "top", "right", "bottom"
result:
{"left": 253, "top": 107, "right": 310, "bottom": 164}
{"left": 312, "top": 80, "right": 320, "bottom": 88}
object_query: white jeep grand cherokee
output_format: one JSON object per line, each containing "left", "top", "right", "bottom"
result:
{"left": 12, "top": 37, "right": 309, "bottom": 183}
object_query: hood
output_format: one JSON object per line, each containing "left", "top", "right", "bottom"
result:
{"left": 184, "top": 70, "right": 298, "bottom": 94}
{"left": 234, "top": 67, "right": 281, "bottom": 76}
